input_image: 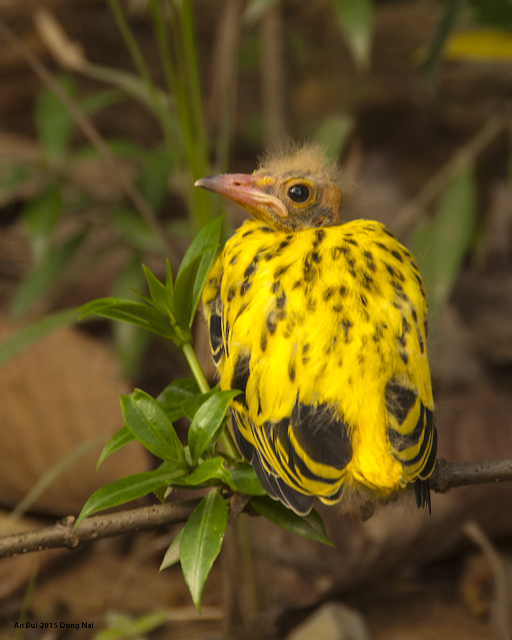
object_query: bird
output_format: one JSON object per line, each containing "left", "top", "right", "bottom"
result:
{"left": 196, "top": 142, "right": 437, "bottom": 517}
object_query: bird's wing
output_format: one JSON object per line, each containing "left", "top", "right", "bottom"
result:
{"left": 202, "top": 256, "right": 229, "bottom": 370}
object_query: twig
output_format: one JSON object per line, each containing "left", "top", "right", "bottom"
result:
{"left": 0, "top": 18, "right": 171, "bottom": 251}
{"left": 392, "top": 115, "right": 508, "bottom": 238}
{"left": 2, "top": 459, "right": 512, "bottom": 560}
{"left": 429, "top": 458, "right": 512, "bottom": 493}
{"left": 0, "top": 499, "right": 200, "bottom": 559}
{"left": 463, "top": 520, "right": 512, "bottom": 639}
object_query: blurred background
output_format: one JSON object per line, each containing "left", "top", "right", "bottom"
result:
{"left": 1, "top": 0, "right": 512, "bottom": 638}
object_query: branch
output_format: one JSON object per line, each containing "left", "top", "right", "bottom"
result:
{"left": 2, "top": 459, "right": 512, "bottom": 560}
{"left": 429, "top": 458, "right": 512, "bottom": 493}
{"left": 0, "top": 499, "right": 200, "bottom": 559}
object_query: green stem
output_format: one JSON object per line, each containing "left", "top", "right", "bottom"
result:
{"left": 181, "top": 342, "right": 241, "bottom": 461}
{"left": 108, "top": 0, "right": 176, "bottom": 155}
{"left": 420, "top": 0, "right": 460, "bottom": 84}
{"left": 182, "top": 342, "right": 210, "bottom": 393}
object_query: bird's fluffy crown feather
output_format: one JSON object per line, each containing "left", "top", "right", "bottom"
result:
{"left": 256, "top": 141, "right": 342, "bottom": 185}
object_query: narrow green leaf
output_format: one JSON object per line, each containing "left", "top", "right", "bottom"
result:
{"left": 183, "top": 458, "right": 236, "bottom": 490}
{"left": 244, "top": 0, "right": 278, "bottom": 25}
{"left": 0, "top": 309, "right": 80, "bottom": 367}
{"left": 177, "top": 215, "right": 225, "bottom": 278}
{"left": 121, "top": 389, "right": 187, "bottom": 465}
{"left": 11, "top": 230, "right": 87, "bottom": 318}
{"left": 188, "top": 391, "right": 240, "bottom": 465}
{"left": 110, "top": 206, "right": 163, "bottom": 251}
{"left": 230, "top": 463, "right": 266, "bottom": 496}
{"left": 165, "top": 259, "right": 173, "bottom": 294}
{"left": 420, "top": 0, "right": 460, "bottom": 83}
{"left": 190, "top": 247, "right": 219, "bottom": 327}
{"left": 80, "top": 88, "right": 125, "bottom": 114}
{"left": 78, "top": 297, "right": 177, "bottom": 340}
{"left": 412, "top": 166, "right": 476, "bottom": 317}
{"left": 468, "top": 0, "right": 512, "bottom": 31}
{"left": 22, "top": 183, "right": 63, "bottom": 260}
{"left": 173, "top": 253, "right": 203, "bottom": 329}
{"left": 250, "top": 496, "right": 335, "bottom": 546}
{"left": 75, "top": 465, "right": 185, "bottom": 527}
{"left": 333, "top": 0, "right": 374, "bottom": 69}
{"left": 35, "top": 75, "right": 75, "bottom": 162}
{"left": 157, "top": 378, "right": 200, "bottom": 422}
{"left": 97, "top": 425, "right": 136, "bottom": 469}
{"left": 316, "top": 116, "right": 355, "bottom": 161}
{"left": 160, "top": 528, "right": 183, "bottom": 570}
{"left": 180, "top": 490, "right": 228, "bottom": 611}
{"left": 142, "top": 265, "right": 174, "bottom": 317}
{"left": 153, "top": 484, "right": 166, "bottom": 503}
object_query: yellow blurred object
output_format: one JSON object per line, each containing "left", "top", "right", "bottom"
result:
{"left": 197, "top": 143, "right": 437, "bottom": 516}
{"left": 446, "top": 29, "right": 512, "bottom": 61}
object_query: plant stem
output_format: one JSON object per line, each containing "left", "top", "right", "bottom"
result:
{"left": 420, "top": 0, "right": 461, "bottom": 85}
{"left": 182, "top": 342, "right": 210, "bottom": 393}
{"left": 181, "top": 342, "right": 241, "bottom": 461}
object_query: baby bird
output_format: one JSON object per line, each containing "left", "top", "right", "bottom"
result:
{"left": 197, "top": 143, "right": 437, "bottom": 516}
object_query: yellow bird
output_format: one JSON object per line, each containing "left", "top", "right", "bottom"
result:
{"left": 196, "top": 143, "right": 437, "bottom": 516}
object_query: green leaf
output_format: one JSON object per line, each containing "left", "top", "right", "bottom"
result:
{"left": 157, "top": 378, "right": 200, "bottom": 422}
{"left": 181, "top": 388, "right": 218, "bottom": 421}
{"left": 142, "top": 264, "right": 174, "bottom": 317}
{"left": 334, "top": 0, "right": 374, "bottom": 69}
{"left": 22, "top": 183, "right": 63, "bottom": 260}
{"left": 75, "top": 465, "right": 185, "bottom": 527}
{"left": 316, "top": 116, "right": 355, "bottom": 161}
{"left": 96, "top": 612, "right": 167, "bottom": 640}
{"left": 412, "top": 166, "right": 476, "bottom": 317}
{"left": 183, "top": 458, "right": 236, "bottom": 489}
{"left": 420, "top": 0, "right": 460, "bottom": 83}
{"left": 188, "top": 390, "right": 240, "bottom": 465}
{"left": 97, "top": 425, "right": 136, "bottom": 469}
{"left": 250, "top": 496, "right": 335, "bottom": 546}
{"left": 0, "top": 309, "right": 80, "bottom": 367}
{"left": 177, "top": 215, "right": 224, "bottom": 279}
{"left": 11, "top": 230, "right": 87, "bottom": 318}
{"left": 173, "top": 253, "right": 203, "bottom": 329}
{"left": 35, "top": 74, "right": 75, "bottom": 162}
{"left": 78, "top": 297, "right": 177, "bottom": 340}
{"left": 110, "top": 206, "right": 163, "bottom": 251}
{"left": 229, "top": 463, "right": 266, "bottom": 495}
{"left": 468, "top": 0, "right": 512, "bottom": 31}
{"left": 165, "top": 259, "right": 173, "bottom": 294}
{"left": 160, "top": 528, "right": 183, "bottom": 570}
{"left": 244, "top": 0, "right": 279, "bottom": 25}
{"left": 80, "top": 88, "right": 125, "bottom": 115}
{"left": 180, "top": 490, "right": 228, "bottom": 611}
{"left": 190, "top": 246, "right": 220, "bottom": 327}
{"left": 121, "top": 389, "right": 187, "bottom": 465}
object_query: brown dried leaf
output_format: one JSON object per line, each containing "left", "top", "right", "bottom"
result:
{"left": 0, "top": 314, "right": 150, "bottom": 516}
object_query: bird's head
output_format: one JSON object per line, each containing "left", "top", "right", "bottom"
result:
{"left": 195, "top": 143, "right": 343, "bottom": 231}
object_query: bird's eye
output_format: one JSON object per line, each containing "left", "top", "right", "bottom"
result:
{"left": 288, "top": 184, "right": 310, "bottom": 203}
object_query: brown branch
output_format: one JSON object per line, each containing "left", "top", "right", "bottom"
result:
{"left": 0, "top": 499, "right": 200, "bottom": 560}
{"left": 429, "top": 458, "right": 512, "bottom": 493}
{"left": 2, "top": 459, "right": 512, "bottom": 560}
